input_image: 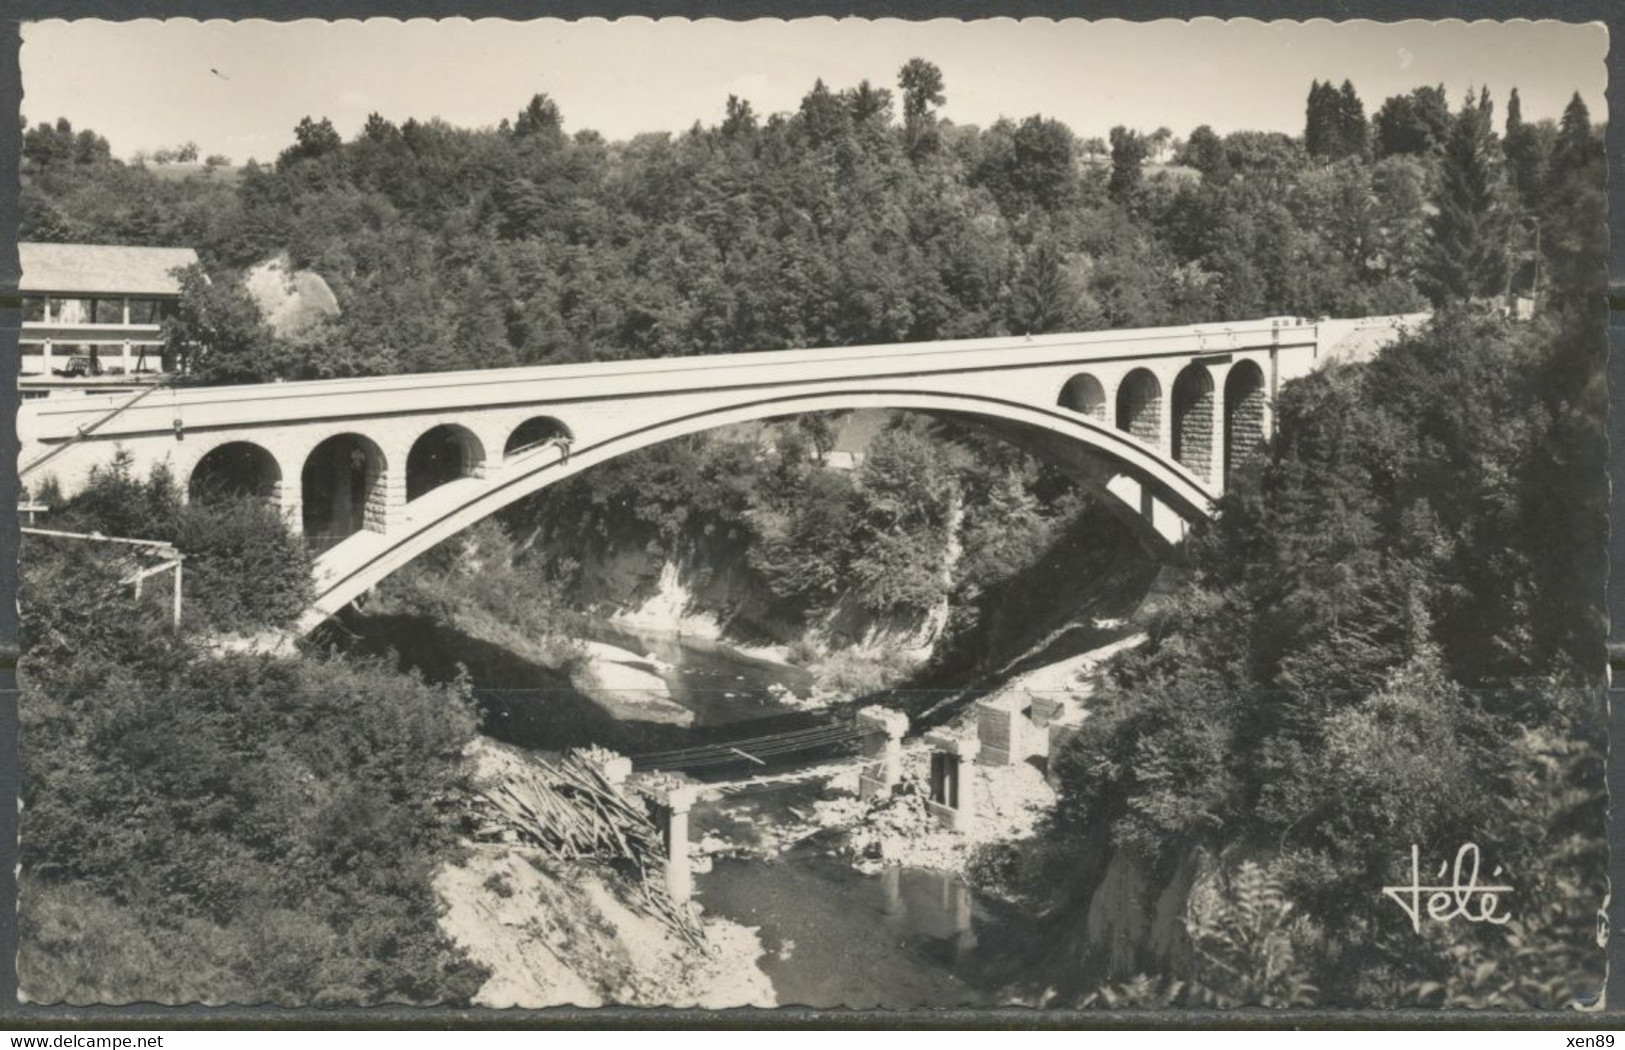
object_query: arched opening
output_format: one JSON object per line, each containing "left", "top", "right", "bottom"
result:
{"left": 1224, "top": 360, "right": 1268, "bottom": 482}
{"left": 1171, "top": 363, "right": 1216, "bottom": 481}
{"left": 1057, "top": 373, "right": 1107, "bottom": 421}
{"left": 301, "top": 433, "right": 387, "bottom": 550}
{"left": 188, "top": 441, "right": 281, "bottom": 504}
{"left": 407, "top": 424, "right": 485, "bottom": 501}
{"left": 1115, "top": 369, "right": 1162, "bottom": 448}
{"left": 299, "top": 391, "right": 1222, "bottom": 630}
{"left": 505, "top": 416, "right": 574, "bottom": 458}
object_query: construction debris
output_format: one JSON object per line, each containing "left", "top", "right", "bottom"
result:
{"left": 478, "top": 751, "right": 705, "bottom": 949}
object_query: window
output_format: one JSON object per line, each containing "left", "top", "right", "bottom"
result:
{"left": 92, "top": 298, "right": 126, "bottom": 324}
{"left": 50, "top": 297, "right": 92, "bottom": 324}
{"left": 21, "top": 297, "right": 44, "bottom": 322}
{"left": 127, "top": 299, "right": 159, "bottom": 324}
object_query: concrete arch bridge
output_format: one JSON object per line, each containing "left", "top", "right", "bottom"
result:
{"left": 18, "top": 314, "right": 1423, "bottom": 633}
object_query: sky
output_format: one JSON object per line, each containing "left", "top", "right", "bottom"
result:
{"left": 20, "top": 18, "right": 1609, "bottom": 164}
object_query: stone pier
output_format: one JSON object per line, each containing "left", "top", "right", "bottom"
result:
{"left": 856, "top": 705, "right": 909, "bottom": 800}
{"left": 647, "top": 781, "right": 700, "bottom": 903}
{"left": 924, "top": 730, "right": 980, "bottom": 834}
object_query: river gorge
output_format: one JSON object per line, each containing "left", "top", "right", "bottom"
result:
{"left": 335, "top": 607, "right": 1070, "bottom": 1007}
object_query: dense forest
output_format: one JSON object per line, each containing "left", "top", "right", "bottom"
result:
{"left": 29, "top": 71, "right": 1588, "bottom": 381}
{"left": 17, "top": 62, "right": 1608, "bottom": 1007}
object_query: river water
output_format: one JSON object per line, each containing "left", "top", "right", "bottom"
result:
{"left": 338, "top": 610, "right": 1041, "bottom": 1007}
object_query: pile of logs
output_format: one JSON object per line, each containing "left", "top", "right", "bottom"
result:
{"left": 480, "top": 752, "right": 705, "bottom": 949}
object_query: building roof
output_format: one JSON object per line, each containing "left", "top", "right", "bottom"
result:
{"left": 19, "top": 243, "right": 199, "bottom": 297}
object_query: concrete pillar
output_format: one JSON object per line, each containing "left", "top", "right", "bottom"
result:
{"left": 1268, "top": 347, "right": 1280, "bottom": 440}
{"left": 924, "top": 730, "right": 980, "bottom": 834}
{"left": 651, "top": 783, "right": 699, "bottom": 903}
{"left": 42, "top": 339, "right": 52, "bottom": 374}
{"left": 975, "top": 693, "right": 1023, "bottom": 766}
{"left": 1210, "top": 364, "right": 1229, "bottom": 494}
{"left": 364, "top": 462, "right": 405, "bottom": 534}
{"left": 857, "top": 705, "right": 909, "bottom": 799}
{"left": 1155, "top": 369, "right": 1174, "bottom": 457}
{"left": 121, "top": 340, "right": 132, "bottom": 376}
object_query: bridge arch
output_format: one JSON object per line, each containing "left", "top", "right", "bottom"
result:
{"left": 505, "top": 416, "right": 574, "bottom": 458}
{"left": 302, "top": 433, "right": 388, "bottom": 550}
{"left": 1057, "top": 373, "right": 1107, "bottom": 421}
{"left": 407, "top": 423, "right": 486, "bottom": 501}
{"left": 188, "top": 440, "right": 282, "bottom": 504}
{"left": 297, "top": 389, "right": 1219, "bottom": 632}
{"left": 1171, "top": 363, "right": 1215, "bottom": 482}
{"left": 1224, "top": 359, "right": 1268, "bottom": 481}
{"left": 1115, "top": 368, "right": 1162, "bottom": 448}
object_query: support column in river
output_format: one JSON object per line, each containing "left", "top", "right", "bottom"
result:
{"left": 857, "top": 706, "right": 909, "bottom": 800}
{"left": 642, "top": 780, "right": 700, "bottom": 904}
{"left": 924, "top": 730, "right": 980, "bottom": 834}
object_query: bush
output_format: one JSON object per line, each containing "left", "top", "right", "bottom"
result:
{"left": 20, "top": 646, "right": 486, "bottom": 1005}
{"left": 20, "top": 466, "right": 485, "bottom": 1005}
{"left": 46, "top": 452, "right": 312, "bottom": 634}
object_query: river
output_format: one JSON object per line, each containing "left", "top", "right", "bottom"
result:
{"left": 337, "top": 609, "right": 1043, "bottom": 1007}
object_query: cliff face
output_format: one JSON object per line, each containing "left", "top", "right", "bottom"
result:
{"left": 555, "top": 498, "right": 967, "bottom": 662}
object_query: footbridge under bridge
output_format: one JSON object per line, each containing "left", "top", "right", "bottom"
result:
{"left": 609, "top": 706, "right": 919, "bottom": 901}
{"left": 18, "top": 313, "right": 1424, "bottom": 633}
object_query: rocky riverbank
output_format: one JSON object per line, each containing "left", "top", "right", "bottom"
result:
{"left": 435, "top": 842, "right": 773, "bottom": 1007}
{"left": 435, "top": 739, "right": 775, "bottom": 1007}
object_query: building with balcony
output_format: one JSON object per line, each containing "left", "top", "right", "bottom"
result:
{"left": 19, "top": 242, "right": 198, "bottom": 394}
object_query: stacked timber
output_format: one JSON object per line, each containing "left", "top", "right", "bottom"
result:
{"left": 479, "top": 752, "right": 705, "bottom": 949}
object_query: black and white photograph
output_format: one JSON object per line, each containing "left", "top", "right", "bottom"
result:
{"left": 8, "top": 15, "right": 1611, "bottom": 1014}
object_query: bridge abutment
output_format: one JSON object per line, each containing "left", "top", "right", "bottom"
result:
{"left": 925, "top": 730, "right": 979, "bottom": 834}
{"left": 857, "top": 706, "right": 909, "bottom": 800}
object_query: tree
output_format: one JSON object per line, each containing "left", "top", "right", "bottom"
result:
{"left": 73, "top": 128, "right": 112, "bottom": 166}
{"left": 1148, "top": 126, "right": 1173, "bottom": 164}
{"left": 1009, "top": 241, "right": 1074, "bottom": 334}
{"left": 514, "top": 93, "right": 565, "bottom": 143}
{"left": 721, "top": 95, "right": 757, "bottom": 139}
{"left": 162, "top": 264, "right": 291, "bottom": 384}
{"left": 362, "top": 112, "right": 400, "bottom": 143}
{"left": 1374, "top": 85, "right": 1450, "bottom": 157}
{"left": 1422, "top": 88, "right": 1507, "bottom": 305}
{"left": 1307, "top": 80, "right": 1367, "bottom": 160}
{"left": 796, "top": 78, "right": 847, "bottom": 146}
{"left": 847, "top": 79, "right": 893, "bottom": 127}
{"left": 1304, "top": 80, "right": 1339, "bottom": 158}
{"left": 277, "top": 116, "right": 343, "bottom": 170}
{"left": 1108, "top": 126, "right": 1148, "bottom": 201}
{"left": 23, "top": 117, "right": 94, "bottom": 168}
{"left": 1554, "top": 92, "right": 1596, "bottom": 172}
{"left": 1001, "top": 115, "right": 1077, "bottom": 212}
{"left": 1501, "top": 87, "right": 1550, "bottom": 211}
{"left": 899, "top": 58, "right": 945, "bottom": 154}
{"left": 1181, "top": 124, "right": 1228, "bottom": 181}
{"left": 1336, "top": 80, "right": 1368, "bottom": 158}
